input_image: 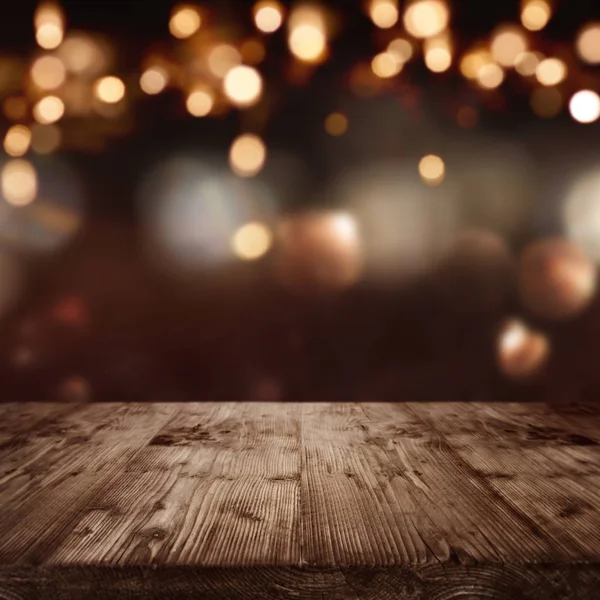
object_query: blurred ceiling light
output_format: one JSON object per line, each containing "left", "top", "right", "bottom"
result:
{"left": 576, "top": 23, "right": 600, "bottom": 64}
{"left": 253, "top": 1, "right": 284, "bottom": 33}
{"left": 207, "top": 44, "right": 241, "bottom": 78}
{"left": 229, "top": 134, "right": 267, "bottom": 177}
{"left": 231, "top": 221, "right": 273, "bottom": 260}
{"left": 3, "top": 125, "right": 32, "bottom": 157}
{"left": 535, "top": 57, "right": 566, "bottom": 86}
{"left": 58, "top": 34, "right": 106, "bottom": 76}
{"left": 169, "top": 5, "right": 201, "bottom": 39}
{"left": 94, "top": 76, "right": 125, "bottom": 103}
{"left": 369, "top": 0, "right": 399, "bottom": 29}
{"left": 424, "top": 35, "right": 452, "bottom": 72}
{"left": 387, "top": 38, "right": 413, "bottom": 63}
{"left": 518, "top": 238, "right": 596, "bottom": 320}
{"left": 476, "top": 63, "right": 504, "bottom": 89}
{"left": 530, "top": 86, "right": 562, "bottom": 117}
{"left": 34, "top": 2, "right": 63, "bottom": 28}
{"left": 30, "top": 55, "right": 66, "bottom": 90}
{"left": 288, "top": 24, "right": 327, "bottom": 63}
{"left": 3, "top": 96, "right": 28, "bottom": 121}
{"left": 324, "top": 112, "right": 348, "bottom": 136}
{"left": 140, "top": 66, "right": 169, "bottom": 95}
{"left": 186, "top": 87, "right": 214, "bottom": 116}
{"left": 274, "top": 211, "right": 363, "bottom": 292}
{"left": 514, "top": 51, "right": 542, "bottom": 76}
{"left": 1, "top": 159, "right": 38, "bottom": 206}
{"left": 371, "top": 51, "right": 402, "bottom": 78}
{"left": 564, "top": 172, "right": 600, "bottom": 263}
{"left": 569, "top": 90, "right": 600, "bottom": 124}
{"left": 460, "top": 48, "right": 492, "bottom": 79}
{"left": 36, "top": 23, "right": 64, "bottom": 50}
{"left": 403, "top": 0, "right": 449, "bottom": 39}
{"left": 240, "top": 39, "right": 266, "bottom": 65}
{"left": 521, "top": 0, "right": 551, "bottom": 31}
{"left": 419, "top": 154, "right": 445, "bottom": 185}
{"left": 223, "top": 65, "right": 262, "bottom": 107}
{"left": 497, "top": 319, "right": 550, "bottom": 380}
{"left": 31, "top": 123, "right": 61, "bottom": 154}
{"left": 33, "top": 95, "right": 64, "bottom": 124}
{"left": 490, "top": 26, "right": 527, "bottom": 67}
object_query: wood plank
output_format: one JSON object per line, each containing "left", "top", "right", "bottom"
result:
{"left": 409, "top": 402, "right": 600, "bottom": 561}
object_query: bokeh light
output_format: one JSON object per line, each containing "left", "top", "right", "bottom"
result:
{"left": 518, "top": 238, "right": 596, "bottom": 320}
{"left": 532, "top": 87, "right": 561, "bottom": 118}
{"left": 169, "top": 5, "right": 201, "bottom": 39}
{"left": 36, "top": 23, "right": 64, "bottom": 50}
{"left": 231, "top": 221, "right": 273, "bottom": 260}
{"left": 186, "top": 87, "right": 215, "bottom": 116}
{"left": 207, "top": 44, "right": 241, "bottom": 79}
{"left": 403, "top": 0, "right": 449, "bottom": 39}
{"left": 576, "top": 23, "right": 600, "bottom": 64}
{"left": 387, "top": 38, "right": 413, "bottom": 63}
{"left": 569, "top": 90, "right": 600, "bottom": 124}
{"left": 497, "top": 319, "right": 550, "bottom": 380}
{"left": 514, "top": 51, "right": 542, "bottom": 76}
{"left": 530, "top": 87, "right": 563, "bottom": 118}
{"left": 140, "top": 66, "right": 169, "bottom": 95}
{"left": 30, "top": 55, "right": 66, "bottom": 90}
{"left": 535, "top": 57, "right": 566, "bottom": 86}
{"left": 253, "top": 1, "right": 284, "bottom": 33}
{"left": 476, "top": 63, "right": 504, "bottom": 89}
{"left": 490, "top": 26, "right": 527, "bottom": 67}
{"left": 58, "top": 33, "right": 108, "bottom": 76}
{"left": 369, "top": 0, "right": 399, "bottom": 29}
{"left": 288, "top": 24, "right": 327, "bottom": 63}
{"left": 1, "top": 159, "right": 38, "bottom": 207}
{"left": 31, "top": 124, "right": 62, "bottom": 154}
{"left": 324, "top": 112, "right": 348, "bottom": 136}
{"left": 94, "top": 76, "right": 126, "bottom": 103}
{"left": 274, "top": 211, "right": 363, "bottom": 292}
{"left": 460, "top": 48, "right": 493, "bottom": 79}
{"left": 33, "top": 95, "right": 65, "bottom": 124}
{"left": 223, "top": 66, "right": 263, "bottom": 107}
{"left": 371, "top": 52, "right": 402, "bottom": 78}
{"left": 564, "top": 171, "right": 600, "bottom": 263}
{"left": 3, "top": 125, "right": 32, "bottom": 158}
{"left": 521, "top": 0, "right": 551, "bottom": 31}
{"left": 229, "top": 134, "right": 267, "bottom": 177}
{"left": 424, "top": 35, "right": 452, "bottom": 72}
{"left": 419, "top": 154, "right": 445, "bottom": 185}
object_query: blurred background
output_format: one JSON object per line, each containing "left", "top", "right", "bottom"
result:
{"left": 1, "top": 0, "right": 600, "bottom": 402}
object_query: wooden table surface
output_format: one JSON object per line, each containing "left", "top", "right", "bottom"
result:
{"left": 0, "top": 402, "right": 599, "bottom": 599}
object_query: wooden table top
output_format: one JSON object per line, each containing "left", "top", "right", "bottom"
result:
{"left": 0, "top": 402, "right": 599, "bottom": 599}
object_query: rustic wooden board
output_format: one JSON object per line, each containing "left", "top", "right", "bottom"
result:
{"left": 0, "top": 402, "right": 599, "bottom": 599}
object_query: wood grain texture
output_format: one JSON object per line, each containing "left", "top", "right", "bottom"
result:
{"left": 0, "top": 402, "right": 599, "bottom": 599}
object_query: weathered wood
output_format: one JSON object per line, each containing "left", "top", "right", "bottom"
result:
{"left": 0, "top": 402, "right": 599, "bottom": 599}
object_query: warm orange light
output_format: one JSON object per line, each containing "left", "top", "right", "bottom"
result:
{"left": 371, "top": 52, "right": 402, "bottom": 78}
{"left": 476, "top": 63, "right": 504, "bottom": 89}
{"left": 31, "top": 124, "right": 62, "bottom": 154}
{"left": 3, "top": 96, "right": 28, "bottom": 121}
{"left": 490, "top": 26, "right": 527, "bottom": 67}
{"left": 514, "top": 51, "right": 542, "bottom": 76}
{"left": 30, "top": 55, "right": 66, "bottom": 90}
{"left": 223, "top": 66, "right": 263, "bottom": 107}
{"left": 1, "top": 159, "right": 38, "bottom": 206}
{"left": 36, "top": 23, "right": 64, "bottom": 50}
{"left": 497, "top": 319, "right": 550, "bottom": 380}
{"left": 418, "top": 154, "right": 445, "bottom": 185}
{"left": 33, "top": 95, "right": 65, "bottom": 124}
{"left": 324, "top": 112, "right": 348, "bottom": 136}
{"left": 535, "top": 57, "right": 566, "bottom": 86}
{"left": 169, "top": 5, "right": 201, "bottom": 39}
{"left": 521, "top": 0, "right": 551, "bottom": 31}
{"left": 369, "top": 0, "right": 399, "bottom": 29}
{"left": 576, "top": 23, "right": 600, "bottom": 64}
{"left": 229, "top": 134, "right": 267, "bottom": 177}
{"left": 387, "top": 38, "right": 413, "bottom": 63}
{"left": 3, "top": 125, "right": 32, "bottom": 157}
{"left": 231, "top": 222, "right": 273, "bottom": 260}
{"left": 207, "top": 44, "right": 241, "bottom": 78}
{"left": 253, "top": 1, "right": 284, "bottom": 33}
{"left": 140, "top": 67, "right": 169, "bottom": 95}
{"left": 403, "top": 0, "right": 449, "bottom": 39}
{"left": 459, "top": 48, "right": 492, "bottom": 79}
{"left": 240, "top": 39, "right": 266, "bottom": 65}
{"left": 288, "top": 24, "right": 327, "bottom": 62}
{"left": 424, "top": 34, "right": 452, "bottom": 73}
{"left": 569, "top": 90, "right": 600, "bottom": 124}
{"left": 186, "top": 87, "right": 214, "bottom": 116}
{"left": 94, "top": 76, "right": 126, "bottom": 103}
